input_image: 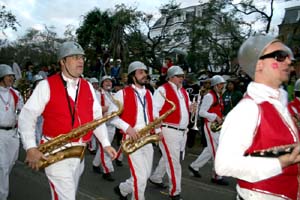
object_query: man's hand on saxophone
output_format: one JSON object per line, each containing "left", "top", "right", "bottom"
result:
{"left": 126, "top": 126, "right": 139, "bottom": 141}
{"left": 25, "top": 147, "right": 47, "bottom": 171}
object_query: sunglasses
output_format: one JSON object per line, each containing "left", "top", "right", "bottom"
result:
{"left": 259, "top": 50, "right": 290, "bottom": 62}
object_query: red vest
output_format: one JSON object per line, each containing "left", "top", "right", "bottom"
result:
{"left": 160, "top": 82, "right": 189, "bottom": 124}
{"left": 238, "top": 102, "right": 300, "bottom": 199}
{"left": 288, "top": 98, "right": 300, "bottom": 118}
{"left": 9, "top": 88, "right": 19, "bottom": 109}
{"left": 204, "top": 90, "right": 223, "bottom": 122}
{"left": 42, "top": 74, "right": 94, "bottom": 142}
{"left": 120, "top": 86, "right": 154, "bottom": 130}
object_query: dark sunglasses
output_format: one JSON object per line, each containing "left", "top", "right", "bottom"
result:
{"left": 175, "top": 75, "right": 185, "bottom": 78}
{"left": 259, "top": 50, "right": 290, "bottom": 62}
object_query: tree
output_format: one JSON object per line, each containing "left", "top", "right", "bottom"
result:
{"left": 185, "top": 0, "right": 244, "bottom": 74}
{"left": 229, "top": 0, "right": 275, "bottom": 34}
{"left": 0, "top": 5, "right": 19, "bottom": 35}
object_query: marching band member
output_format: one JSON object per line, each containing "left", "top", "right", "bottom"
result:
{"left": 18, "top": 41, "right": 116, "bottom": 200}
{"left": 150, "top": 66, "right": 193, "bottom": 200}
{"left": 92, "top": 75, "right": 116, "bottom": 181}
{"left": 215, "top": 35, "right": 299, "bottom": 200}
{"left": 189, "top": 75, "right": 228, "bottom": 185}
{"left": 0, "top": 64, "right": 23, "bottom": 200}
{"left": 111, "top": 61, "right": 158, "bottom": 200}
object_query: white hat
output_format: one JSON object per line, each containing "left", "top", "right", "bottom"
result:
{"left": 100, "top": 75, "right": 112, "bottom": 84}
{"left": 89, "top": 77, "right": 99, "bottom": 84}
{"left": 57, "top": 41, "right": 85, "bottom": 62}
{"left": 294, "top": 79, "right": 300, "bottom": 91}
{"left": 128, "top": 61, "right": 147, "bottom": 74}
{"left": 210, "top": 75, "right": 226, "bottom": 86}
{"left": 32, "top": 74, "right": 44, "bottom": 83}
{"left": 0, "top": 64, "right": 15, "bottom": 78}
{"left": 167, "top": 65, "right": 184, "bottom": 78}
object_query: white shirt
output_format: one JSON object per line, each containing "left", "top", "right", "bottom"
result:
{"left": 109, "top": 84, "right": 159, "bottom": 133}
{"left": 19, "top": 74, "right": 110, "bottom": 150}
{"left": 199, "top": 90, "right": 220, "bottom": 122}
{"left": 0, "top": 86, "right": 23, "bottom": 127}
{"left": 154, "top": 81, "right": 190, "bottom": 129}
{"left": 215, "top": 82, "right": 298, "bottom": 200}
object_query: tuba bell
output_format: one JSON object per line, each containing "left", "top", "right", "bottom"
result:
{"left": 121, "top": 91, "right": 176, "bottom": 155}
{"left": 37, "top": 98, "right": 123, "bottom": 169}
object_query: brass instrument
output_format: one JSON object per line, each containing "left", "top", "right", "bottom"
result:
{"left": 247, "top": 143, "right": 298, "bottom": 157}
{"left": 210, "top": 121, "right": 222, "bottom": 132}
{"left": 37, "top": 98, "right": 123, "bottom": 169}
{"left": 190, "top": 90, "right": 201, "bottom": 131}
{"left": 121, "top": 92, "right": 176, "bottom": 155}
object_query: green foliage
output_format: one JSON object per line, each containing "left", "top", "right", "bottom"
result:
{"left": 0, "top": 5, "right": 19, "bottom": 33}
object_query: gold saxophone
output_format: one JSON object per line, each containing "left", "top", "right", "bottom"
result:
{"left": 210, "top": 120, "right": 223, "bottom": 132}
{"left": 37, "top": 98, "right": 123, "bottom": 169}
{"left": 121, "top": 92, "right": 176, "bottom": 155}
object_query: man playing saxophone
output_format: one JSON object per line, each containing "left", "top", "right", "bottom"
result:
{"left": 149, "top": 66, "right": 193, "bottom": 200}
{"left": 18, "top": 41, "right": 117, "bottom": 200}
{"left": 110, "top": 61, "right": 159, "bottom": 200}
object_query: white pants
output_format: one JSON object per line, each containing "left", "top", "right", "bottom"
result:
{"left": 119, "top": 143, "right": 153, "bottom": 200}
{"left": 155, "top": 127, "right": 187, "bottom": 197}
{"left": 45, "top": 157, "right": 84, "bottom": 200}
{"left": 203, "top": 121, "right": 221, "bottom": 179}
{"left": 0, "top": 129, "right": 19, "bottom": 200}
{"left": 190, "top": 147, "right": 211, "bottom": 170}
{"left": 149, "top": 156, "right": 166, "bottom": 183}
{"left": 92, "top": 125, "right": 115, "bottom": 173}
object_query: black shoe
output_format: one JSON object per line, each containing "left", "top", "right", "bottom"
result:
{"left": 92, "top": 165, "right": 101, "bottom": 174}
{"left": 103, "top": 173, "right": 115, "bottom": 182}
{"left": 188, "top": 165, "right": 201, "bottom": 178}
{"left": 211, "top": 178, "right": 229, "bottom": 186}
{"left": 114, "top": 186, "right": 128, "bottom": 200}
{"left": 169, "top": 194, "right": 183, "bottom": 200}
{"left": 116, "top": 160, "right": 123, "bottom": 167}
{"left": 149, "top": 179, "right": 167, "bottom": 189}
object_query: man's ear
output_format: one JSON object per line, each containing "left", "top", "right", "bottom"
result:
{"left": 256, "top": 60, "right": 264, "bottom": 72}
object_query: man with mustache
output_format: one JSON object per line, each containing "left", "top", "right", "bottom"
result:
{"left": 111, "top": 61, "right": 159, "bottom": 200}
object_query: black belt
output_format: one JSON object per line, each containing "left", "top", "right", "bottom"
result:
{"left": 162, "top": 125, "right": 186, "bottom": 132}
{"left": 0, "top": 126, "right": 16, "bottom": 130}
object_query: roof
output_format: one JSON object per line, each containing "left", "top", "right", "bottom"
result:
{"left": 281, "top": 6, "right": 300, "bottom": 24}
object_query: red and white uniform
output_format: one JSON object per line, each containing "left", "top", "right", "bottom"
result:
{"left": 216, "top": 82, "right": 299, "bottom": 200}
{"left": 0, "top": 87, "right": 23, "bottom": 200}
{"left": 110, "top": 84, "right": 157, "bottom": 200}
{"left": 197, "top": 89, "right": 224, "bottom": 179}
{"left": 93, "top": 89, "right": 116, "bottom": 173}
{"left": 19, "top": 74, "right": 110, "bottom": 200}
{"left": 288, "top": 96, "right": 300, "bottom": 131}
{"left": 150, "top": 81, "right": 190, "bottom": 197}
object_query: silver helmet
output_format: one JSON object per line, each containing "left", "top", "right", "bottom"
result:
{"left": 128, "top": 61, "right": 147, "bottom": 74}
{"left": 100, "top": 75, "right": 112, "bottom": 84}
{"left": 0, "top": 64, "right": 15, "bottom": 78}
{"left": 284, "top": 45, "right": 295, "bottom": 61}
{"left": 294, "top": 79, "right": 300, "bottom": 92}
{"left": 89, "top": 77, "right": 99, "bottom": 84}
{"left": 238, "top": 35, "right": 279, "bottom": 80}
{"left": 32, "top": 74, "right": 44, "bottom": 83}
{"left": 210, "top": 75, "right": 226, "bottom": 86}
{"left": 167, "top": 65, "right": 184, "bottom": 79}
{"left": 57, "top": 41, "right": 85, "bottom": 62}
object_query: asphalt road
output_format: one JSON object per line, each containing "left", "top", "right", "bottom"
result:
{"left": 9, "top": 141, "right": 237, "bottom": 200}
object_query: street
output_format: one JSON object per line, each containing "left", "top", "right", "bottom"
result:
{"left": 9, "top": 141, "right": 237, "bottom": 200}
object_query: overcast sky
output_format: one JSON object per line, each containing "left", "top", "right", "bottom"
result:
{"left": 0, "top": 0, "right": 299, "bottom": 41}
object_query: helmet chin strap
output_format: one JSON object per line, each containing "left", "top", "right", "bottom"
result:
{"left": 63, "top": 60, "right": 80, "bottom": 79}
